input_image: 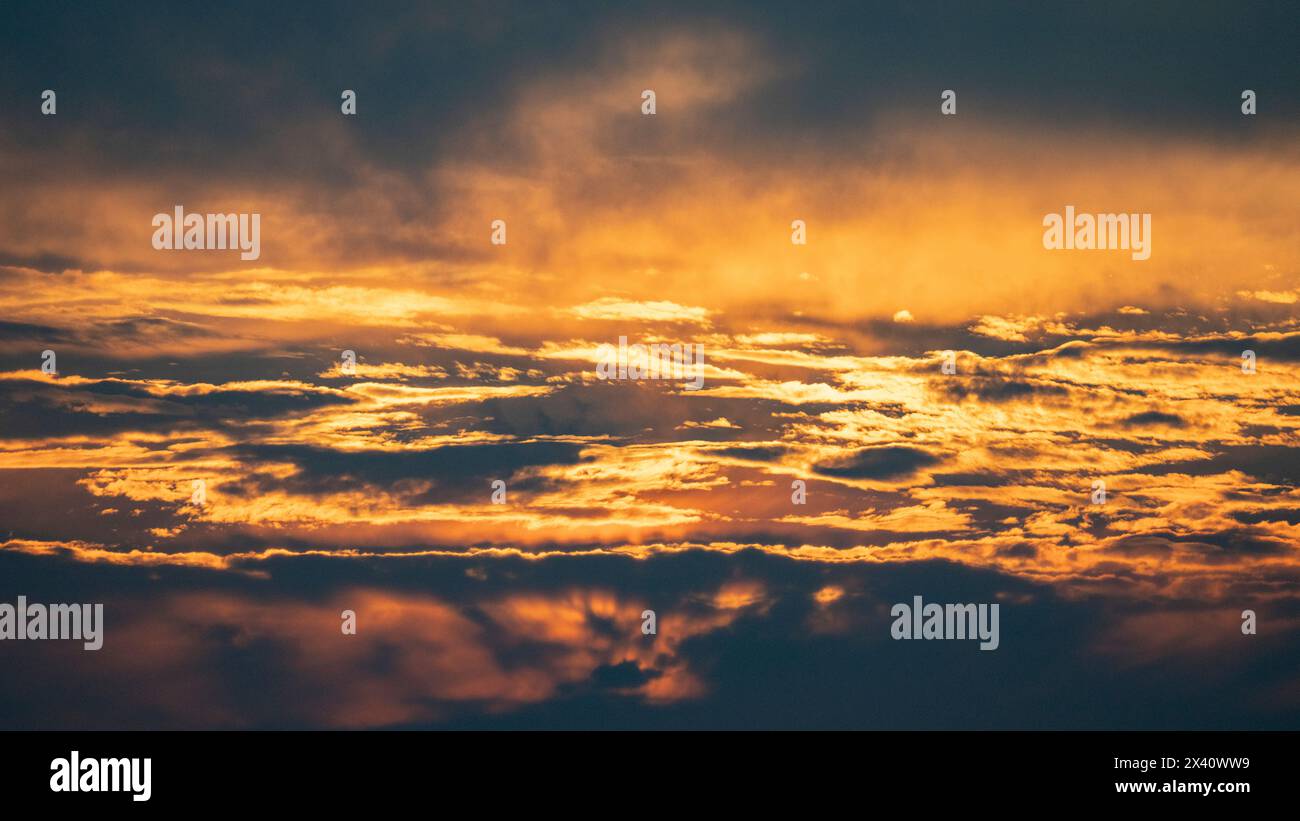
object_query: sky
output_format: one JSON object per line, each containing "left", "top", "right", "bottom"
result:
{"left": 1, "top": 1, "right": 1298, "bottom": 729}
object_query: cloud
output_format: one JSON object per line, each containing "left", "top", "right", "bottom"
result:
{"left": 812, "top": 447, "right": 942, "bottom": 481}
{"left": 1122, "top": 411, "right": 1187, "bottom": 428}
{"left": 2, "top": 3, "right": 1299, "bottom": 730}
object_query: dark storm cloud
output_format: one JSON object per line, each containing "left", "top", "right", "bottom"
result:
{"left": 714, "top": 444, "right": 789, "bottom": 462}
{"left": 0, "top": 374, "right": 353, "bottom": 440}
{"left": 229, "top": 440, "right": 589, "bottom": 497}
{"left": 1132, "top": 332, "right": 1300, "bottom": 363}
{"left": 1232, "top": 508, "right": 1300, "bottom": 526}
{"left": 0, "top": 319, "right": 72, "bottom": 343}
{"left": 2, "top": 2, "right": 648, "bottom": 186}
{"left": 813, "top": 445, "right": 941, "bottom": 480}
{"left": 934, "top": 376, "right": 1070, "bottom": 403}
{"left": 1121, "top": 410, "right": 1187, "bottom": 428}
{"left": 3, "top": 0, "right": 1296, "bottom": 184}
{"left": 0, "top": 383, "right": 193, "bottom": 440}
{"left": 0, "top": 249, "right": 95, "bottom": 274}
{"left": 809, "top": 315, "right": 1039, "bottom": 359}
{"left": 589, "top": 661, "right": 661, "bottom": 690}
{"left": 1106, "top": 529, "right": 1293, "bottom": 561}
{"left": 95, "top": 316, "right": 223, "bottom": 343}
{"left": 3, "top": 547, "right": 1296, "bottom": 729}
{"left": 1064, "top": 434, "right": 1151, "bottom": 454}
{"left": 1136, "top": 444, "right": 1300, "bottom": 486}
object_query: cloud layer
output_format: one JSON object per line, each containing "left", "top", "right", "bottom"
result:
{"left": 1, "top": 2, "right": 1297, "bottom": 729}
